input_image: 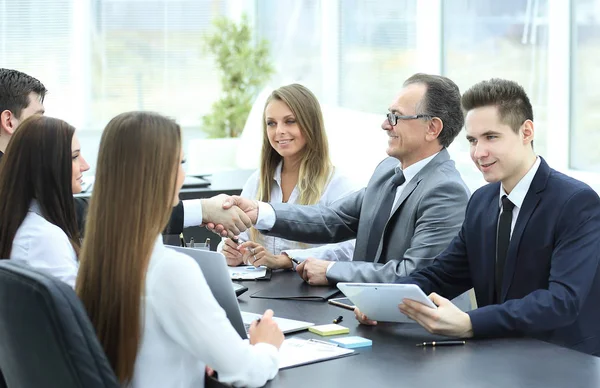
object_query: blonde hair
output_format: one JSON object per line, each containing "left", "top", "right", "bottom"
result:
{"left": 258, "top": 83, "right": 332, "bottom": 204}
{"left": 76, "top": 112, "right": 181, "bottom": 384}
{"left": 251, "top": 84, "right": 332, "bottom": 244}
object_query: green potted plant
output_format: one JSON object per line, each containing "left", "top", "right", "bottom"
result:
{"left": 202, "top": 13, "right": 274, "bottom": 138}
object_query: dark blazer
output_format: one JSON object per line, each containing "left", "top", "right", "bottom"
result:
{"left": 265, "top": 149, "right": 470, "bottom": 284}
{"left": 399, "top": 158, "right": 600, "bottom": 355}
{"left": 0, "top": 152, "right": 185, "bottom": 236}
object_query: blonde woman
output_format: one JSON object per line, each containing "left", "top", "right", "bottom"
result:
{"left": 77, "top": 112, "right": 283, "bottom": 387}
{"left": 218, "top": 84, "right": 358, "bottom": 269}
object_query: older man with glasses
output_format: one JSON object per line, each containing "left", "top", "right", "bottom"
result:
{"left": 218, "top": 73, "right": 471, "bottom": 298}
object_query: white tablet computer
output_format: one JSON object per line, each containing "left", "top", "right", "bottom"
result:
{"left": 337, "top": 283, "right": 436, "bottom": 323}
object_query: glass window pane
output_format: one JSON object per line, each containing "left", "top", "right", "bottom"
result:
{"left": 443, "top": 0, "right": 549, "bottom": 167}
{"left": 92, "top": 0, "right": 228, "bottom": 128}
{"left": 339, "top": 0, "right": 418, "bottom": 112}
{"left": 571, "top": 0, "right": 600, "bottom": 171}
{"left": 255, "top": 0, "right": 322, "bottom": 96}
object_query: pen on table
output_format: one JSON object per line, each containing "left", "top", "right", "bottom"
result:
{"left": 333, "top": 315, "right": 343, "bottom": 324}
{"left": 416, "top": 340, "right": 466, "bottom": 347}
{"left": 308, "top": 338, "right": 338, "bottom": 347}
{"left": 179, "top": 233, "right": 186, "bottom": 248}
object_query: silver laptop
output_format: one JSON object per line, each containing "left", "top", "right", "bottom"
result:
{"left": 170, "top": 246, "right": 313, "bottom": 338}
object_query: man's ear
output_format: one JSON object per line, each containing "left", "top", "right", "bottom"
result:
{"left": 425, "top": 117, "right": 444, "bottom": 141}
{"left": 521, "top": 119, "right": 534, "bottom": 146}
{"left": 0, "top": 110, "right": 17, "bottom": 135}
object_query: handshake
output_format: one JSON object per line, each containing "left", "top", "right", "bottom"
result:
{"left": 200, "top": 194, "right": 260, "bottom": 238}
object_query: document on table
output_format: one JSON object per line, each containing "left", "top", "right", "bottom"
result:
{"left": 278, "top": 338, "right": 355, "bottom": 369}
{"left": 228, "top": 265, "right": 268, "bottom": 280}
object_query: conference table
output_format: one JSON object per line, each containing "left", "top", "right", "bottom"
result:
{"left": 236, "top": 270, "right": 600, "bottom": 388}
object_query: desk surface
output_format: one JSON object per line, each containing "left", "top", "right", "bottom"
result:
{"left": 237, "top": 271, "right": 600, "bottom": 388}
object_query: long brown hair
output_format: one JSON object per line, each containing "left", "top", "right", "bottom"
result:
{"left": 76, "top": 111, "right": 181, "bottom": 384}
{"left": 0, "top": 115, "right": 80, "bottom": 258}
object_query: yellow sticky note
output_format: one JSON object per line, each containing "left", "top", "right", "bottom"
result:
{"left": 308, "top": 324, "right": 350, "bottom": 336}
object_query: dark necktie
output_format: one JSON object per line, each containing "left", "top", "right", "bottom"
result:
{"left": 495, "top": 195, "right": 515, "bottom": 303}
{"left": 365, "top": 171, "right": 406, "bottom": 261}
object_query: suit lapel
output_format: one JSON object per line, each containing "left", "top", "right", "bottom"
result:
{"left": 374, "top": 149, "right": 451, "bottom": 262}
{"left": 500, "top": 159, "right": 549, "bottom": 301}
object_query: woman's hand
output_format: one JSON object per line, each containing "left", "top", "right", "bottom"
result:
{"left": 221, "top": 238, "right": 244, "bottom": 267}
{"left": 239, "top": 241, "right": 293, "bottom": 269}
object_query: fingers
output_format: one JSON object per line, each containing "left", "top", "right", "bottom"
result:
{"left": 223, "top": 238, "right": 237, "bottom": 249}
{"left": 262, "top": 309, "right": 274, "bottom": 320}
{"left": 222, "top": 195, "right": 240, "bottom": 210}
{"left": 295, "top": 260, "right": 307, "bottom": 281}
{"left": 354, "top": 307, "right": 377, "bottom": 326}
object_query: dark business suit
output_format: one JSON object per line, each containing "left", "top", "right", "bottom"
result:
{"left": 0, "top": 151, "right": 185, "bottom": 236}
{"left": 399, "top": 158, "right": 600, "bottom": 355}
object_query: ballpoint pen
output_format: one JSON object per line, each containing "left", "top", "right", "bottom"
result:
{"left": 416, "top": 340, "right": 466, "bottom": 347}
{"left": 179, "top": 233, "right": 186, "bottom": 248}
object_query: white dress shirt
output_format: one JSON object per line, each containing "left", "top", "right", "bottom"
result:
{"left": 499, "top": 157, "right": 541, "bottom": 236}
{"left": 182, "top": 199, "right": 204, "bottom": 228}
{"left": 220, "top": 163, "right": 359, "bottom": 262}
{"left": 11, "top": 201, "right": 78, "bottom": 288}
{"left": 132, "top": 237, "right": 279, "bottom": 388}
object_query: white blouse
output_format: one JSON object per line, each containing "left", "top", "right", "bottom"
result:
{"left": 132, "top": 237, "right": 279, "bottom": 388}
{"left": 218, "top": 163, "right": 359, "bottom": 261}
{"left": 11, "top": 201, "right": 78, "bottom": 288}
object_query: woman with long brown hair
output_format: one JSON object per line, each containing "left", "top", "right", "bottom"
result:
{"left": 77, "top": 111, "right": 283, "bottom": 387}
{"left": 0, "top": 115, "right": 90, "bottom": 287}
{"left": 218, "top": 83, "right": 357, "bottom": 269}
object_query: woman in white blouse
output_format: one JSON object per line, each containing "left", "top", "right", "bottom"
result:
{"left": 76, "top": 112, "right": 283, "bottom": 387}
{"left": 0, "top": 115, "right": 90, "bottom": 287}
{"left": 218, "top": 84, "right": 358, "bottom": 269}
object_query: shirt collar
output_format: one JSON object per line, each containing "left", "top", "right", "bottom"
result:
{"left": 395, "top": 152, "right": 439, "bottom": 185}
{"left": 29, "top": 199, "right": 42, "bottom": 216}
{"left": 499, "top": 157, "right": 541, "bottom": 209}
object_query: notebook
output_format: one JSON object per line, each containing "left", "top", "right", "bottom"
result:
{"left": 240, "top": 311, "right": 314, "bottom": 334}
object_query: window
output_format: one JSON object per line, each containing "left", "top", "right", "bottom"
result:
{"left": 571, "top": 0, "right": 600, "bottom": 171}
{"left": 255, "top": 0, "right": 322, "bottom": 97}
{"left": 339, "top": 0, "right": 418, "bottom": 113}
{"left": 91, "top": 0, "right": 229, "bottom": 129}
{"left": 0, "top": 0, "right": 75, "bottom": 122}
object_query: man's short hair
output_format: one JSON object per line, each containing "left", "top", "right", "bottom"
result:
{"left": 461, "top": 78, "right": 533, "bottom": 133}
{"left": 403, "top": 73, "right": 464, "bottom": 148}
{"left": 0, "top": 68, "right": 47, "bottom": 119}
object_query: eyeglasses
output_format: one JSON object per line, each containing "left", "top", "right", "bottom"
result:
{"left": 386, "top": 113, "right": 432, "bottom": 126}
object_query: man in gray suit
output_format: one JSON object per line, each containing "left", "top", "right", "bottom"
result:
{"left": 219, "top": 73, "right": 470, "bottom": 286}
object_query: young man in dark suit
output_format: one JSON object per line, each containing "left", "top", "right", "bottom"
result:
{"left": 0, "top": 68, "right": 251, "bottom": 237}
{"left": 357, "top": 78, "right": 600, "bottom": 356}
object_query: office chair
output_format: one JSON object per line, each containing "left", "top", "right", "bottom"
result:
{"left": 0, "top": 260, "right": 119, "bottom": 388}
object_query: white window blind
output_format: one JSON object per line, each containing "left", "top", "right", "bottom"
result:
{"left": 0, "top": 0, "right": 76, "bottom": 123}
{"left": 92, "top": 0, "right": 229, "bottom": 129}
{"left": 339, "top": 0, "right": 418, "bottom": 113}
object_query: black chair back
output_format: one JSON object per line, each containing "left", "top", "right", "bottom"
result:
{"left": 0, "top": 260, "right": 119, "bottom": 388}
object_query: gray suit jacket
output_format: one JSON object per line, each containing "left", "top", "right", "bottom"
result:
{"left": 263, "top": 148, "right": 470, "bottom": 284}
